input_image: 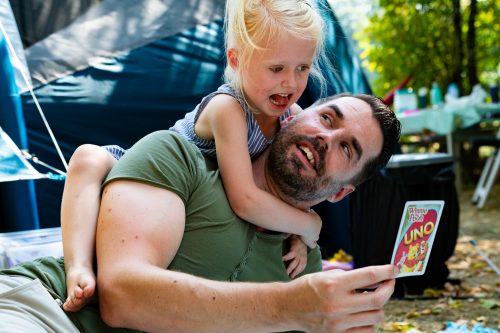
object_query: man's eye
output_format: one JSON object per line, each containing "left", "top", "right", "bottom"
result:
{"left": 321, "top": 114, "right": 333, "bottom": 127}
{"left": 342, "top": 143, "right": 351, "bottom": 160}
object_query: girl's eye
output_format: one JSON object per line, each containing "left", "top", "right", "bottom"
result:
{"left": 297, "top": 65, "right": 310, "bottom": 72}
{"left": 270, "top": 66, "right": 283, "bottom": 73}
{"left": 321, "top": 114, "right": 333, "bottom": 127}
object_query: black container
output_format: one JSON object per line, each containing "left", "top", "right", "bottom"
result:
{"left": 350, "top": 153, "right": 459, "bottom": 296}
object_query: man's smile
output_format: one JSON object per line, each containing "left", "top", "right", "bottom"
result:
{"left": 295, "top": 142, "right": 318, "bottom": 172}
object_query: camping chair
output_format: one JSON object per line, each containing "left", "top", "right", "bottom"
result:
{"left": 471, "top": 127, "right": 500, "bottom": 208}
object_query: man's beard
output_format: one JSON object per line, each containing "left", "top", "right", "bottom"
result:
{"left": 267, "top": 123, "right": 342, "bottom": 203}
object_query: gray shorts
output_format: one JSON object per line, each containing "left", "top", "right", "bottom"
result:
{"left": 0, "top": 275, "right": 79, "bottom": 333}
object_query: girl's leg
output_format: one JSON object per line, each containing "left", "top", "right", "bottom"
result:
{"left": 60, "top": 144, "right": 117, "bottom": 311}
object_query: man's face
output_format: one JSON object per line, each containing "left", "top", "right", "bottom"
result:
{"left": 268, "top": 96, "right": 383, "bottom": 205}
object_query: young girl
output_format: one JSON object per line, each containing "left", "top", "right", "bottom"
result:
{"left": 61, "top": 0, "right": 328, "bottom": 312}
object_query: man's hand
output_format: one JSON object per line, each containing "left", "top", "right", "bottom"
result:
{"left": 283, "top": 265, "right": 398, "bottom": 333}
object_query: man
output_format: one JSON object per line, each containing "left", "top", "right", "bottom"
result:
{"left": 0, "top": 94, "right": 401, "bottom": 333}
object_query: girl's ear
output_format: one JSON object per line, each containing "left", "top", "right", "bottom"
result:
{"left": 227, "top": 48, "right": 238, "bottom": 69}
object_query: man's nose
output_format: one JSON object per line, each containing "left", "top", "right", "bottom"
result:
{"left": 317, "top": 129, "right": 343, "bottom": 151}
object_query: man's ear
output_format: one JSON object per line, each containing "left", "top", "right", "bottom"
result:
{"left": 326, "top": 184, "right": 355, "bottom": 203}
{"left": 227, "top": 48, "right": 238, "bottom": 69}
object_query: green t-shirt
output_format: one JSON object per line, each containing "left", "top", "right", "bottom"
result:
{"left": 103, "top": 130, "right": 322, "bottom": 282}
{"left": 0, "top": 131, "right": 321, "bottom": 332}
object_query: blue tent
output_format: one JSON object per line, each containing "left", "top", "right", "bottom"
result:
{"left": 0, "top": 4, "right": 40, "bottom": 231}
{"left": 2, "top": 0, "right": 370, "bottom": 232}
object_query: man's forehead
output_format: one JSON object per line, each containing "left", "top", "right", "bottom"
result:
{"left": 317, "top": 96, "right": 370, "bottom": 115}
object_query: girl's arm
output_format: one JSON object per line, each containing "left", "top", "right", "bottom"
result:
{"left": 197, "top": 96, "right": 321, "bottom": 246}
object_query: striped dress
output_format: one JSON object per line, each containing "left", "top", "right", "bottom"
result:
{"left": 169, "top": 84, "right": 292, "bottom": 160}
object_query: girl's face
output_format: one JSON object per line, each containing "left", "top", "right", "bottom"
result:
{"left": 233, "top": 33, "right": 316, "bottom": 118}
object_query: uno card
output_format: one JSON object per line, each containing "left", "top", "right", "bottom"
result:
{"left": 391, "top": 201, "right": 445, "bottom": 278}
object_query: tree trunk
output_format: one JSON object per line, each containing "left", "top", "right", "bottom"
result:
{"left": 451, "top": 0, "right": 463, "bottom": 94}
{"left": 466, "top": 0, "right": 479, "bottom": 91}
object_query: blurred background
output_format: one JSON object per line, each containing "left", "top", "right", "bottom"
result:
{"left": 1, "top": 0, "right": 499, "bottom": 330}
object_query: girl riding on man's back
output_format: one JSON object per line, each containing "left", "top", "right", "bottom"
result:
{"left": 61, "top": 0, "right": 328, "bottom": 312}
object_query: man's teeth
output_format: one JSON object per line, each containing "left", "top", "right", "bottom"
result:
{"left": 299, "top": 146, "right": 315, "bottom": 166}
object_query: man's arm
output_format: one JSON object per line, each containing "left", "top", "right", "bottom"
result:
{"left": 96, "top": 180, "right": 397, "bottom": 333}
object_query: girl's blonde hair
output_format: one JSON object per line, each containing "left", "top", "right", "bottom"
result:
{"left": 224, "top": 0, "right": 328, "bottom": 98}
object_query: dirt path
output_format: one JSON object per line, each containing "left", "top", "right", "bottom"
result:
{"left": 379, "top": 183, "right": 500, "bottom": 332}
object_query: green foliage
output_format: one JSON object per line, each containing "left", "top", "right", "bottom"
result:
{"left": 475, "top": 0, "right": 500, "bottom": 86}
{"left": 357, "top": 0, "right": 499, "bottom": 97}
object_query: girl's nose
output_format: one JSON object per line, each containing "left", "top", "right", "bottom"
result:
{"left": 282, "top": 72, "right": 297, "bottom": 90}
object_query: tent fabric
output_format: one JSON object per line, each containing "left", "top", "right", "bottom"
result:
{"left": 9, "top": 0, "right": 100, "bottom": 48}
{"left": 8, "top": 0, "right": 371, "bottom": 230}
{"left": 0, "top": 127, "right": 48, "bottom": 182}
{"left": 23, "top": 20, "right": 227, "bottom": 228}
{"left": 0, "top": 30, "right": 39, "bottom": 231}
{"left": 0, "top": 0, "right": 31, "bottom": 93}
{"left": 25, "top": 0, "right": 225, "bottom": 88}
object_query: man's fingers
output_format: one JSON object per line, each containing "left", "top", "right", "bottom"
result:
{"left": 345, "top": 278, "right": 395, "bottom": 315}
{"left": 347, "top": 326, "right": 378, "bottom": 333}
{"left": 338, "top": 265, "right": 398, "bottom": 291}
{"left": 334, "top": 309, "right": 385, "bottom": 332}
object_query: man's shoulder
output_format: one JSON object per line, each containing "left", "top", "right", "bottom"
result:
{"left": 105, "top": 130, "right": 208, "bottom": 185}
{"left": 144, "top": 130, "right": 196, "bottom": 149}
{"left": 138, "top": 130, "right": 205, "bottom": 161}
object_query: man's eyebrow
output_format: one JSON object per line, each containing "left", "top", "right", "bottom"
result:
{"left": 327, "top": 104, "right": 344, "bottom": 119}
{"left": 352, "top": 138, "right": 363, "bottom": 162}
{"left": 327, "top": 103, "right": 363, "bottom": 162}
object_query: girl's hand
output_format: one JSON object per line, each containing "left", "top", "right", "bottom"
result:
{"left": 283, "top": 235, "right": 308, "bottom": 278}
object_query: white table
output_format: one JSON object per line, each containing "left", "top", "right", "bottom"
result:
{"left": 397, "top": 103, "right": 500, "bottom": 188}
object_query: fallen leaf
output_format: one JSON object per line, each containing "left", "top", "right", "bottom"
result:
{"left": 448, "top": 299, "right": 464, "bottom": 309}
{"left": 421, "top": 308, "right": 433, "bottom": 315}
{"left": 431, "top": 307, "right": 443, "bottom": 315}
{"left": 423, "top": 288, "right": 442, "bottom": 297}
{"left": 480, "top": 299, "right": 499, "bottom": 309}
{"left": 406, "top": 309, "right": 420, "bottom": 319}
{"left": 388, "top": 321, "right": 417, "bottom": 332}
{"left": 479, "top": 284, "right": 494, "bottom": 292}
{"left": 470, "top": 261, "right": 487, "bottom": 270}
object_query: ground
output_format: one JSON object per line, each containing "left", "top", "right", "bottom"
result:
{"left": 379, "top": 183, "right": 500, "bottom": 332}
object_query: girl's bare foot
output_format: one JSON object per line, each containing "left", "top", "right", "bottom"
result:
{"left": 63, "top": 268, "right": 97, "bottom": 312}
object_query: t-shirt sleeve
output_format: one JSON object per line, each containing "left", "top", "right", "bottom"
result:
{"left": 103, "top": 130, "right": 203, "bottom": 205}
